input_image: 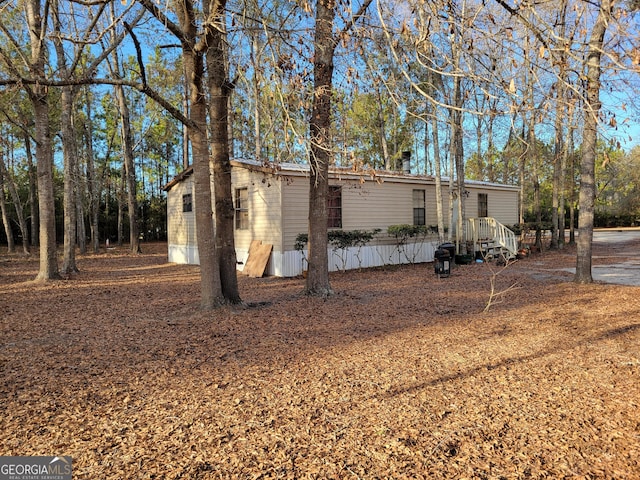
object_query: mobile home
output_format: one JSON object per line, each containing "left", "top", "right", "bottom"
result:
{"left": 164, "top": 159, "right": 519, "bottom": 276}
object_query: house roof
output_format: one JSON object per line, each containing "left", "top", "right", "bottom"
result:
{"left": 162, "top": 165, "right": 193, "bottom": 192}
{"left": 163, "top": 159, "right": 519, "bottom": 192}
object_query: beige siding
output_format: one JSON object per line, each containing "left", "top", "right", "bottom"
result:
{"left": 342, "top": 180, "right": 414, "bottom": 230}
{"left": 425, "top": 184, "right": 518, "bottom": 229}
{"left": 232, "top": 168, "right": 284, "bottom": 252}
{"left": 167, "top": 177, "right": 196, "bottom": 246}
{"left": 426, "top": 186, "right": 446, "bottom": 229}
{"left": 282, "top": 177, "right": 427, "bottom": 251}
{"left": 281, "top": 177, "right": 457, "bottom": 250}
{"left": 467, "top": 186, "right": 519, "bottom": 225}
{"left": 282, "top": 175, "right": 310, "bottom": 250}
{"left": 486, "top": 188, "right": 519, "bottom": 225}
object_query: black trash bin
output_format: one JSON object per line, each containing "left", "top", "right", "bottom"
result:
{"left": 434, "top": 248, "right": 451, "bottom": 277}
{"left": 438, "top": 242, "right": 456, "bottom": 264}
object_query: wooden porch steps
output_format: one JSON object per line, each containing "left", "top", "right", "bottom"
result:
{"left": 465, "top": 218, "right": 518, "bottom": 261}
{"left": 477, "top": 240, "right": 514, "bottom": 261}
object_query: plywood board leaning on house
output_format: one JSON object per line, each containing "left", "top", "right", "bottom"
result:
{"left": 243, "top": 240, "right": 273, "bottom": 277}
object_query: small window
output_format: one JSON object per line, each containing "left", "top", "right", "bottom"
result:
{"left": 478, "top": 193, "right": 488, "bottom": 217}
{"left": 235, "top": 188, "right": 249, "bottom": 230}
{"left": 182, "top": 193, "right": 192, "bottom": 213}
{"left": 327, "top": 186, "right": 342, "bottom": 229}
{"left": 413, "top": 189, "right": 426, "bottom": 225}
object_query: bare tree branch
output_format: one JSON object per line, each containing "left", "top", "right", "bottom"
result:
{"left": 123, "top": 20, "right": 147, "bottom": 86}
{"left": 136, "top": 0, "right": 189, "bottom": 46}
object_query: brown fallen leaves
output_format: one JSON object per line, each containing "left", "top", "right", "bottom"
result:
{"left": 1, "top": 241, "right": 639, "bottom": 479}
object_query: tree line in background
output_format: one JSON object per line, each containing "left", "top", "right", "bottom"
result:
{"left": 0, "top": 0, "right": 639, "bottom": 305}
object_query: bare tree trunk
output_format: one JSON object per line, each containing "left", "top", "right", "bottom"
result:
{"left": 518, "top": 139, "right": 526, "bottom": 225}
{"left": 576, "top": 0, "right": 612, "bottom": 283}
{"left": 306, "top": 0, "right": 336, "bottom": 297}
{"left": 447, "top": 139, "right": 455, "bottom": 243}
{"left": 206, "top": 0, "right": 241, "bottom": 304}
{"left": 451, "top": 75, "right": 465, "bottom": 254}
{"left": 54, "top": 7, "right": 80, "bottom": 274}
{"left": 376, "top": 86, "right": 390, "bottom": 170}
{"left": 558, "top": 121, "right": 569, "bottom": 249}
{"left": 432, "top": 118, "right": 445, "bottom": 244}
{"left": 84, "top": 93, "right": 101, "bottom": 253}
{"left": 567, "top": 110, "right": 577, "bottom": 245}
{"left": 550, "top": 0, "right": 568, "bottom": 251}
{"left": 25, "top": 135, "right": 38, "bottom": 248}
{"left": 0, "top": 156, "right": 30, "bottom": 254}
{"left": 32, "top": 90, "right": 59, "bottom": 281}
{"left": 75, "top": 147, "right": 87, "bottom": 255}
{"left": 77, "top": 199, "right": 86, "bottom": 254}
{"left": 529, "top": 122, "right": 543, "bottom": 250}
{"left": 136, "top": 0, "right": 224, "bottom": 308}
{"left": 486, "top": 105, "right": 497, "bottom": 183}
{"left": 105, "top": 11, "right": 140, "bottom": 254}
{"left": 446, "top": 3, "right": 465, "bottom": 253}
{"left": 180, "top": 0, "right": 225, "bottom": 309}
{"left": 189, "top": 62, "right": 224, "bottom": 309}
{"left": 454, "top": 119, "right": 465, "bottom": 254}
{"left": 475, "top": 91, "right": 485, "bottom": 180}
{"left": 550, "top": 118, "right": 562, "bottom": 250}
{"left": 117, "top": 165, "right": 125, "bottom": 247}
{"left": 569, "top": 162, "right": 576, "bottom": 244}
{"left": 182, "top": 63, "right": 190, "bottom": 170}
{"left": 423, "top": 114, "right": 431, "bottom": 175}
{"left": 113, "top": 82, "right": 141, "bottom": 254}
{"left": 251, "top": 35, "right": 262, "bottom": 162}
{"left": 0, "top": 165, "right": 15, "bottom": 253}
{"left": 227, "top": 82, "right": 235, "bottom": 161}
{"left": 523, "top": 31, "right": 543, "bottom": 250}
{"left": 428, "top": 70, "right": 446, "bottom": 245}
{"left": 60, "top": 83, "right": 80, "bottom": 273}
{"left": 26, "top": 0, "right": 59, "bottom": 280}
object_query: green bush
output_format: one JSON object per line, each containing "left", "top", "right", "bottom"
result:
{"left": 387, "top": 224, "right": 437, "bottom": 239}
{"left": 294, "top": 233, "right": 308, "bottom": 252}
{"left": 295, "top": 230, "right": 382, "bottom": 251}
{"left": 387, "top": 224, "right": 438, "bottom": 264}
{"left": 328, "top": 229, "right": 381, "bottom": 249}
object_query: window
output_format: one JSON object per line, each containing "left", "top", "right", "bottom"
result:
{"left": 413, "top": 189, "right": 426, "bottom": 225}
{"left": 478, "top": 193, "right": 488, "bottom": 218}
{"left": 235, "top": 188, "right": 249, "bottom": 230}
{"left": 182, "top": 193, "right": 192, "bottom": 213}
{"left": 327, "top": 186, "right": 342, "bottom": 228}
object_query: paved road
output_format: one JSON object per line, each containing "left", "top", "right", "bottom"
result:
{"left": 593, "top": 229, "right": 640, "bottom": 244}
{"left": 585, "top": 229, "right": 640, "bottom": 286}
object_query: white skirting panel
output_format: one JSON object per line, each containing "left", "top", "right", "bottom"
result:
{"left": 168, "top": 241, "right": 438, "bottom": 277}
{"left": 168, "top": 244, "right": 200, "bottom": 265}
{"left": 272, "top": 241, "right": 438, "bottom": 277}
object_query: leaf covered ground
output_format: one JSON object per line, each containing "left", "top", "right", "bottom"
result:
{"left": 1, "top": 240, "right": 639, "bottom": 479}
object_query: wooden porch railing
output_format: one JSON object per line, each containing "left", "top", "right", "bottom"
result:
{"left": 465, "top": 217, "right": 518, "bottom": 258}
